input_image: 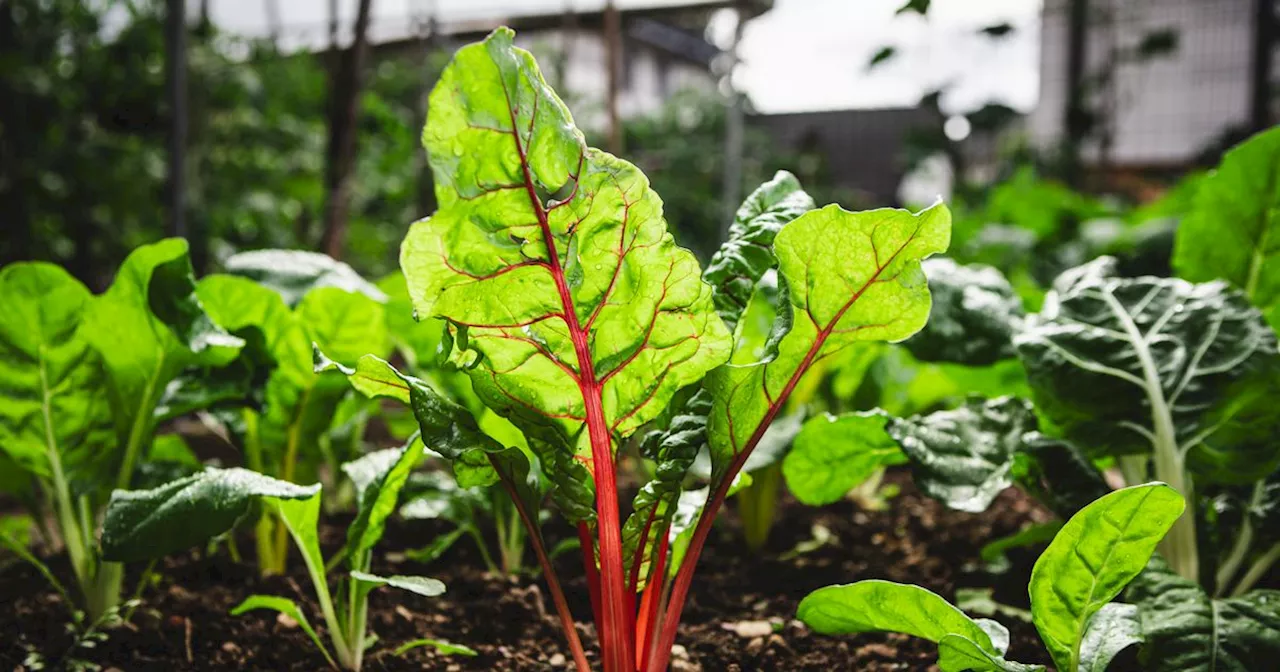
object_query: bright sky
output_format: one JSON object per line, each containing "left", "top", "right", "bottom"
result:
{"left": 727, "top": 0, "right": 1042, "bottom": 114}
{"left": 201, "top": 0, "right": 1043, "bottom": 116}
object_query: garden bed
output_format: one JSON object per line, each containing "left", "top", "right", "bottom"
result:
{"left": 2, "top": 470, "right": 1054, "bottom": 671}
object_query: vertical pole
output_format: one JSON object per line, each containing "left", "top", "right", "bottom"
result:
{"left": 721, "top": 0, "right": 747, "bottom": 228}
{"left": 1251, "top": 0, "right": 1274, "bottom": 132}
{"left": 1063, "top": 0, "right": 1089, "bottom": 187}
{"left": 166, "top": 0, "right": 188, "bottom": 242}
{"left": 604, "top": 1, "right": 623, "bottom": 154}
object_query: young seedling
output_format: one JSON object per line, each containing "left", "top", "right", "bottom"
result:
{"left": 100, "top": 436, "right": 442, "bottom": 671}
{"left": 798, "top": 483, "right": 1185, "bottom": 671}
{"left": 0, "top": 240, "right": 244, "bottom": 621}
{"left": 338, "top": 27, "right": 952, "bottom": 672}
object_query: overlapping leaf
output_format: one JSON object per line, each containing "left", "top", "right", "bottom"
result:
{"left": 0, "top": 263, "right": 113, "bottom": 485}
{"left": 782, "top": 411, "right": 905, "bottom": 507}
{"left": 224, "top": 249, "right": 386, "bottom": 308}
{"left": 1129, "top": 557, "right": 1280, "bottom": 671}
{"left": 341, "top": 437, "right": 424, "bottom": 562}
{"left": 402, "top": 28, "right": 731, "bottom": 482}
{"left": 1014, "top": 256, "right": 1280, "bottom": 483}
{"left": 904, "top": 257, "right": 1024, "bottom": 366}
{"left": 1028, "top": 483, "right": 1184, "bottom": 672}
{"left": 706, "top": 203, "right": 950, "bottom": 485}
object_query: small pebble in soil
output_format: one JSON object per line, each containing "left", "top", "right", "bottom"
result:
{"left": 548, "top": 652, "right": 566, "bottom": 666}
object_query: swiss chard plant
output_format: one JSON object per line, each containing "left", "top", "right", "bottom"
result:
{"left": 797, "top": 483, "right": 1185, "bottom": 672}
{"left": 0, "top": 240, "right": 243, "bottom": 621}
{"left": 100, "top": 437, "right": 442, "bottom": 671}
{"left": 190, "top": 250, "right": 390, "bottom": 575}
{"left": 339, "top": 27, "right": 952, "bottom": 672}
{"left": 786, "top": 128, "right": 1280, "bottom": 668}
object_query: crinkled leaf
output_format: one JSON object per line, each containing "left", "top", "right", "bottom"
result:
{"left": 1078, "top": 602, "right": 1142, "bottom": 672}
{"left": 1173, "top": 126, "right": 1280, "bottom": 327}
{"left": 342, "top": 437, "right": 424, "bottom": 562}
{"left": 1013, "top": 257, "right": 1280, "bottom": 484}
{"left": 83, "top": 239, "right": 244, "bottom": 486}
{"left": 796, "top": 579, "right": 997, "bottom": 651}
{"left": 1029, "top": 483, "right": 1185, "bottom": 672}
{"left": 703, "top": 170, "right": 816, "bottom": 331}
{"left": 886, "top": 397, "right": 1038, "bottom": 513}
{"left": 1129, "top": 557, "right": 1280, "bottom": 671}
{"left": 622, "top": 388, "right": 710, "bottom": 589}
{"left": 230, "top": 595, "right": 335, "bottom": 668}
{"left": 350, "top": 570, "right": 446, "bottom": 598}
{"left": 0, "top": 263, "right": 113, "bottom": 485}
{"left": 100, "top": 467, "right": 320, "bottom": 563}
{"left": 782, "top": 411, "right": 905, "bottom": 507}
{"left": 904, "top": 258, "right": 1023, "bottom": 366}
{"left": 937, "top": 634, "right": 1043, "bottom": 672}
{"left": 707, "top": 203, "right": 950, "bottom": 486}
{"left": 224, "top": 249, "right": 386, "bottom": 308}
{"left": 404, "top": 27, "right": 731, "bottom": 488}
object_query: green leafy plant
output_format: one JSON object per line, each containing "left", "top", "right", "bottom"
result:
{"left": 100, "top": 438, "right": 441, "bottom": 671}
{"left": 337, "top": 27, "right": 951, "bottom": 672}
{"left": 192, "top": 249, "right": 390, "bottom": 575}
{"left": 0, "top": 240, "right": 243, "bottom": 620}
{"left": 798, "top": 483, "right": 1185, "bottom": 671}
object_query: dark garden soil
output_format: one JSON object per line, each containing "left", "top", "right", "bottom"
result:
{"left": 1, "top": 470, "right": 1061, "bottom": 672}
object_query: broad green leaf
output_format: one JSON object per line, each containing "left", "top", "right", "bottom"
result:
{"left": 378, "top": 271, "right": 450, "bottom": 372}
{"left": 82, "top": 239, "right": 243, "bottom": 488}
{"left": 224, "top": 249, "right": 386, "bottom": 308}
{"left": 938, "top": 634, "right": 1043, "bottom": 672}
{"left": 100, "top": 467, "right": 320, "bottom": 563}
{"left": 403, "top": 27, "right": 731, "bottom": 484}
{"left": 1029, "top": 483, "right": 1185, "bottom": 672}
{"left": 393, "top": 638, "right": 479, "bottom": 657}
{"left": 1077, "top": 602, "right": 1142, "bottom": 672}
{"left": 1173, "top": 126, "right": 1280, "bottom": 326}
{"left": 904, "top": 258, "right": 1023, "bottom": 366}
{"left": 1013, "top": 257, "right": 1280, "bottom": 484}
{"left": 782, "top": 412, "right": 905, "bottom": 506}
{"left": 703, "top": 170, "right": 816, "bottom": 331}
{"left": 707, "top": 203, "right": 950, "bottom": 485}
{"left": 886, "top": 397, "right": 1039, "bottom": 513}
{"left": 796, "top": 580, "right": 997, "bottom": 651}
{"left": 341, "top": 438, "right": 424, "bottom": 562}
{"left": 349, "top": 570, "right": 446, "bottom": 598}
{"left": 231, "top": 595, "right": 335, "bottom": 668}
{"left": 1129, "top": 558, "right": 1280, "bottom": 671}
{"left": 0, "top": 263, "right": 113, "bottom": 485}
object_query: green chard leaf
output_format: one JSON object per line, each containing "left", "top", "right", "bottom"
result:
{"left": 1077, "top": 602, "right": 1142, "bottom": 672}
{"left": 1173, "top": 126, "right": 1280, "bottom": 326}
{"left": 1013, "top": 256, "right": 1280, "bottom": 484}
{"left": 403, "top": 28, "right": 731, "bottom": 514}
{"left": 1028, "top": 483, "right": 1185, "bottom": 672}
{"left": 349, "top": 570, "right": 446, "bottom": 598}
{"left": 706, "top": 203, "right": 950, "bottom": 486}
{"left": 886, "top": 396, "right": 1038, "bottom": 513}
{"left": 0, "top": 263, "right": 114, "bottom": 487}
{"left": 224, "top": 249, "right": 386, "bottom": 308}
{"left": 903, "top": 258, "right": 1024, "bottom": 366}
{"left": 82, "top": 239, "right": 244, "bottom": 488}
{"left": 796, "top": 580, "right": 1040, "bottom": 671}
{"left": 1129, "top": 557, "right": 1280, "bottom": 671}
{"left": 782, "top": 411, "right": 905, "bottom": 507}
{"left": 341, "top": 438, "right": 424, "bottom": 563}
{"left": 100, "top": 467, "right": 320, "bottom": 563}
